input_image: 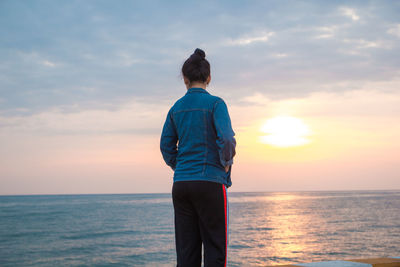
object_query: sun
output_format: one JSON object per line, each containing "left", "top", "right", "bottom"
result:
{"left": 259, "top": 116, "right": 312, "bottom": 147}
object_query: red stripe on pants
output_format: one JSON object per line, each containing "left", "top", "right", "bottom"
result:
{"left": 222, "top": 185, "right": 227, "bottom": 267}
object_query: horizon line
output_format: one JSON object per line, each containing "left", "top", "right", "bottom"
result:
{"left": 1, "top": 188, "right": 399, "bottom": 197}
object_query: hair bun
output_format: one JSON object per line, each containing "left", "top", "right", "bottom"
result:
{"left": 182, "top": 48, "right": 210, "bottom": 83}
{"left": 194, "top": 48, "right": 206, "bottom": 59}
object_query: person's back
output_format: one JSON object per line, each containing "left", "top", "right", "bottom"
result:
{"left": 160, "top": 48, "right": 236, "bottom": 267}
{"left": 163, "top": 87, "right": 235, "bottom": 187}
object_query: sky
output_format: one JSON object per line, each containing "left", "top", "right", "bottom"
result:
{"left": 0, "top": 0, "right": 399, "bottom": 194}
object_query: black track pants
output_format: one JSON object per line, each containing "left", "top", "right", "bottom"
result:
{"left": 172, "top": 180, "right": 228, "bottom": 267}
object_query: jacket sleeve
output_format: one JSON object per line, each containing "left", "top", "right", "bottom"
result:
{"left": 160, "top": 108, "right": 178, "bottom": 171}
{"left": 213, "top": 99, "right": 236, "bottom": 167}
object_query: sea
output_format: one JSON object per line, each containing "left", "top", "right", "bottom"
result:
{"left": 0, "top": 190, "right": 399, "bottom": 266}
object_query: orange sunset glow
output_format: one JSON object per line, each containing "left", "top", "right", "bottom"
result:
{"left": 1, "top": 88, "right": 399, "bottom": 194}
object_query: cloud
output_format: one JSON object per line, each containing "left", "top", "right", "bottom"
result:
{"left": 0, "top": 98, "right": 170, "bottom": 136}
{"left": 223, "top": 31, "right": 275, "bottom": 46}
{"left": 1, "top": 0, "right": 399, "bottom": 118}
{"left": 314, "top": 26, "right": 338, "bottom": 39}
{"left": 42, "top": 60, "right": 56, "bottom": 67}
{"left": 340, "top": 7, "right": 360, "bottom": 21}
{"left": 235, "top": 88, "right": 400, "bottom": 119}
{"left": 342, "top": 38, "right": 392, "bottom": 49}
{"left": 387, "top": 24, "right": 400, "bottom": 38}
{"left": 271, "top": 53, "right": 288, "bottom": 58}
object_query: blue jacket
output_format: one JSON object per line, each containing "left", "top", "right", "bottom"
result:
{"left": 160, "top": 87, "right": 236, "bottom": 187}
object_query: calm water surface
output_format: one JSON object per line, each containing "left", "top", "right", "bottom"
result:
{"left": 0, "top": 191, "right": 399, "bottom": 266}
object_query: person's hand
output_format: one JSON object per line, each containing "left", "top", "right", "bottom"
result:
{"left": 225, "top": 165, "right": 230, "bottom": 173}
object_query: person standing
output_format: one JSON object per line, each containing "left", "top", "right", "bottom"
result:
{"left": 160, "top": 48, "right": 236, "bottom": 267}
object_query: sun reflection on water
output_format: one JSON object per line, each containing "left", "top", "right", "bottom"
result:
{"left": 229, "top": 192, "right": 324, "bottom": 266}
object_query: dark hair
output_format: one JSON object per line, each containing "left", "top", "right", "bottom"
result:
{"left": 181, "top": 48, "right": 210, "bottom": 83}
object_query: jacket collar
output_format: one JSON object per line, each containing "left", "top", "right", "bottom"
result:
{"left": 186, "top": 87, "right": 209, "bottom": 95}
